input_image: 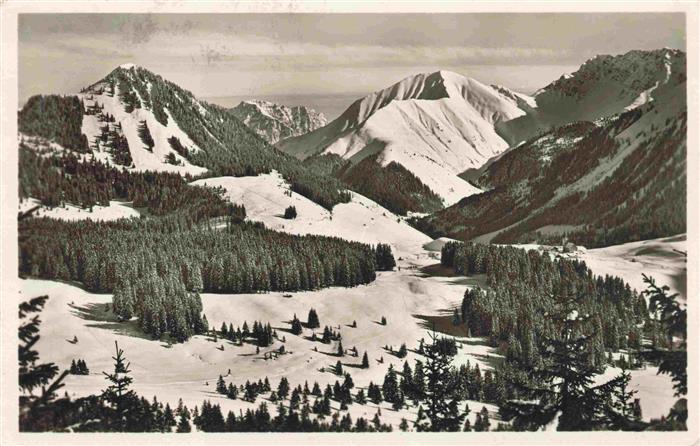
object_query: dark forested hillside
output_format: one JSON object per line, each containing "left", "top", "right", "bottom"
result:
{"left": 336, "top": 155, "right": 443, "bottom": 215}
{"left": 18, "top": 141, "right": 386, "bottom": 341}
{"left": 18, "top": 95, "right": 89, "bottom": 153}
{"left": 441, "top": 242, "right": 650, "bottom": 368}
{"left": 301, "top": 153, "right": 443, "bottom": 215}
{"left": 19, "top": 216, "right": 381, "bottom": 339}
{"left": 19, "top": 146, "right": 242, "bottom": 221}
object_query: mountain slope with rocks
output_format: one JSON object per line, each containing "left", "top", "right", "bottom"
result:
{"left": 230, "top": 100, "right": 327, "bottom": 144}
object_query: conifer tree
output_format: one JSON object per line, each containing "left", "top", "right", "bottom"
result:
{"left": 415, "top": 330, "right": 466, "bottom": 431}
{"left": 176, "top": 411, "right": 192, "bottom": 433}
{"left": 337, "top": 341, "right": 344, "bottom": 357}
{"left": 397, "top": 343, "right": 407, "bottom": 358}
{"left": 101, "top": 341, "right": 136, "bottom": 431}
{"left": 500, "top": 299, "right": 639, "bottom": 431}
{"left": 362, "top": 351, "right": 369, "bottom": 368}
{"left": 216, "top": 375, "right": 227, "bottom": 394}
{"left": 277, "top": 377, "right": 290, "bottom": 399}
{"left": 336, "top": 360, "right": 344, "bottom": 376}
{"left": 307, "top": 308, "right": 320, "bottom": 329}
{"left": 19, "top": 296, "right": 70, "bottom": 432}
{"left": 355, "top": 389, "right": 366, "bottom": 405}
{"left": 290, "top": 314, "right": 303, "bottom": 335}
{"left": 382, "top": 364, "right": 400, "bottom": 405}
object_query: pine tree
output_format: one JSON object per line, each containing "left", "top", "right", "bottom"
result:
{"left": 382, "top": 364, "right": 400, "bottom": 404}
{"left": 290, "top": 314, "right": 303, "bottom": 335}
{"left": 355, "top": 389, "right": 366, "bottom": 405}
{"left": 176, "top": 411, "right": 192, "bottom": 432}
{"left": 397, "top": 343, "right": 407, "bottom": 358}
{"left": 500, "top": 299, "right": 640, "bottom": 431}
{"left": 216, "top": 375, "right": 227, "bottom": 394}
{"left": 307, "top": 308, "right": 320, "bottom": 328}
{"left": 399, "top": 418, "right": 409, "bottom": 431}
{"left": 101, "top": 341, "right": 136, "bottom": 431}
{"left": 163, "top": 403, "right": 176, "bottom": 430}
{"left": 18, "top": 296, "right": 70, "bottom": 432}
{"left": 337, "top": 341, "right": 344, "bottom": 357}
{"left": 642, "top": 275, "right": 687, "bottom": 397}
{"left": 362, "top": 351, "right": 369, "bottom": 368}
{"left": 277, "top": 377, "right": 290, "bottom": 399}
{"left": 415, "top": 330, "right": 466, "bottom": 431}
{"left": 227, "top": 383, "right": 238, "bottom": 400}
{"left": 336, "top": 360, "right": 344, "bottom": 376}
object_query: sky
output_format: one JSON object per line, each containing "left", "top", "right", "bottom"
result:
{"left": 19, "top": 13, "right": 685, "bottom": 111}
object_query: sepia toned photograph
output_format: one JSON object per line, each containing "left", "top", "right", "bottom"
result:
{"left": 0, "top": 1, "right": 697, "bottom": 444}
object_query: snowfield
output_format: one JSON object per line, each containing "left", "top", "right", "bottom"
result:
{"left": 24, "top": 245, "right": 501, "bottom": 430}
{"left": 578, "top": 234, "right": 687, "bottom": 302}
{"left": 19, "top": 197, "right": 141, "bottom": 222}
{"left": 191, "top": 172, "right": 431, "bottom": 259}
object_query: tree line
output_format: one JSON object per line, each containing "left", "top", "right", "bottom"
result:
{"left": 19, "top": 146, "right": 244, "bottom": 222}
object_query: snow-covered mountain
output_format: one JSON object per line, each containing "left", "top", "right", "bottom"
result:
{"left": 415, "top": 49, "right": 687, "bottom": 248}
{"left": 18, "top": 64, "right": 352, "bottom": 210}
{"left": 230, "top": 100, "right": 327, "bottom": 144}
{"left": 279, "top": 70, "right": 534, "bottom": 206}
{"left": 497, "top": 48, "right": 687, "bottom": 145}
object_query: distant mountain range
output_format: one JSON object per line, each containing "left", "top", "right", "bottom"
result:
{"left": 17, "top": 48, "right": 687, "bottom": 247}
{"left": 230, "top": 100, "right": 327, "bottom": 145}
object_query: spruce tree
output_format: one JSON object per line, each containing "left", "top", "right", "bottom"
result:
{"left": 101, "top": 341, "right": 136, "bottom": 431}
{"left": 307, "top": 308, "right": 320, "bottom": 328}
{"left": 500, "top": 299, "right": 639, "bottom": 431}
{"left": 415, "top": 330, "right": 466, "bottom": 431}
{"left": 216, "top": 375, "right": 227, "bottom": 394}
{"left": 337, "top": 341, "right": 344, "bottom": 357}
{"left": 355, "top": 389, "right": 367, "bottom": 405}
{"left": 18, "top": 296, "right": 70, "bottom": 432}
{"left": 382, "top": 364, "right": 400, "bottom": 404}
{"left": 336, "top": 360, "right": 344, "bottom": 375}
{"left": 290, "top": 314, "right": 303, "bottom": 335}
{"left": 176, "top": 411, "right": 192, "bottom": 433}
{"left": 277, "top": 377, "right": 290, "bottom": 399}
{"left": 362, "top": 352, "right": 369, "bottom": 368}
{"left": 397, "top": 343, "right": 407, "bottom": 358}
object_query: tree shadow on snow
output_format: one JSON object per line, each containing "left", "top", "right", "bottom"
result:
{"left": 69, "top": 302, "right": 152, "bottom": 341}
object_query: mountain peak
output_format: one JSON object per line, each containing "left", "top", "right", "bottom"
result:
{"left": 118, "top": 62, "right": 137, "bottom": 70}
{"left": 231, "top": 100, "right": 327, "bottom": 145}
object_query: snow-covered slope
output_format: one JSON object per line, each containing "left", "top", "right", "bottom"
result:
{"left": 279, "top": 70, "right": 533, "bottom": 206}
{"left": 19, "top": 197, "right": 141, "bottom": 222}
{"left": 192, "top": 172, "right": 431, "bottom": 258}
{"left": 415, "top": 49, "right": 687, "bottom": 248}
{"left": 75, "top": 65, "right": 208, "bottom": 175}
{"left": 497, "top": 48, "right": 686, "bottom": 145}
{"left": 230, "top": 100, "right": 327, "bottom": 144}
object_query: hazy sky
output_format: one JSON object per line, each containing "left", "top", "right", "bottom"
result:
{"left": 19, "top": 13, "right": 685, "bottom": 105}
